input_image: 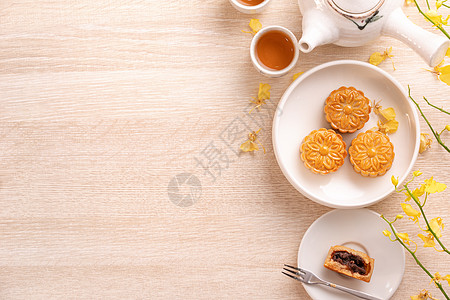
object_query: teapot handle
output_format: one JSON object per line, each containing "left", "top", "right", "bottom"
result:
{"left": 382, "top": 8, "right": 449, "bottom": 67}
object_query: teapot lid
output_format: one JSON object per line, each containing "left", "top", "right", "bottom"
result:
{"left": 327, "top": 0, "right": 384, "bottom": 18}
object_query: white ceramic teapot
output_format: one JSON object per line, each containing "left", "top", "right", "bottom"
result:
{"left": 298, "top": 0, "right": 449, "bottom": 66}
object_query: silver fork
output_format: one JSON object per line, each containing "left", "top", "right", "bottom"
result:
{"left": 282, "top": 264, "right": 383, "bottom": 300}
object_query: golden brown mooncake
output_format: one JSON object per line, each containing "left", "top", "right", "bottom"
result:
{"left": 300, "top": 128, "right": 347, "bottom": 175}
{"left": 349, "top": 130, "right": 395, "bottom": 177}
{"left": 324, "top": 245, "right": 375, "bottom": 283}
{"left": 324, "top": 86, "right": 372, "bottom": 133}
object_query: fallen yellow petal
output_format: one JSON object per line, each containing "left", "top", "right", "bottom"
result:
{"left": 292, "top": 72, "right": 304, "bottom": 81}
{"left": 379, "top": 107, "right": 396, "bottom": 121}
{"left": 369, "top": 52, "right": 385, "bottom": 66}
{"left": 438, "top": 65, "right": 450, "bottom": 86}
{"left": 257, "top": 83, "right": 271, "bottom": 100}
{"left": 419, "top": 133, "right": 432, "bottom": 153}
{"left": 249, "top": 19, "right": 262, "bottom": 34}
{"left": 240, "top": 140, "right": 259, "bottom": 152}
{"left": 383, "top": 119, "right": 399, "bottom": 133}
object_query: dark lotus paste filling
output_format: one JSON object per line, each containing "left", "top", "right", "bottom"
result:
{"left": 332, "top": 251, "right": 367, "bottom": 275}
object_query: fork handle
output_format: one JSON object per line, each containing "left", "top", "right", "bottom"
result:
{"left": 324, "top": 282, "right": 382, "bottom": 300}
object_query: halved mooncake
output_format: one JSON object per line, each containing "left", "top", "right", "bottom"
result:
{"left": 324, "top": 245, "right": 375, "bottom": 283}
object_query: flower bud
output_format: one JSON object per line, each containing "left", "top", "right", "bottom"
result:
{"left": 391, "top": 175, "right": 399, "bottom": 187}
{"left": 413, "top": 170, "right": 423, "bottom": 177}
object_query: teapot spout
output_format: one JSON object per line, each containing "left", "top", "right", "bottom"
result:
{"left": 383, "top": 8, "right": 450, "bottom": 67}
{"left": 298, "top": 9, "right": 339, "bottom": 53}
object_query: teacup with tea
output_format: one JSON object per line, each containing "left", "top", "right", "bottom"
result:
{"left": 250, "top": 26, "right": 299, "bottom": 77}
{"left": 229, "top": 0, "right": 271, "bottom": 14}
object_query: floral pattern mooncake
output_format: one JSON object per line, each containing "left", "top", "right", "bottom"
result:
{"left": 324, "top": 86, "right": 372, "bottom": 133}
{"left": 300, "top": 128, "right": 347, "bottom": 175}
{"left": 349, "top": 130, "right": 395, "bottom": 177}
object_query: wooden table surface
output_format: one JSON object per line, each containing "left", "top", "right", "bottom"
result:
{"left": 1, "top": 0, "right": 449, "bottom": 299}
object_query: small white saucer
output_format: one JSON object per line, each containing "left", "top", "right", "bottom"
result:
{"left": 298, "top": 209, "right": 405, "bottom": 300}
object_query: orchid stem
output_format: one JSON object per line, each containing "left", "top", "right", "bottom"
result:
{"left": 381, "top": 215, "right": 450, "bottom": 300}
{"left": 408, "top": 86, "right": 450, "bottom": 153}
{"left": 423, "top": 96, "right": 450, "bottom": 115}
{"left": 405, "top": 186, "right": 450, "bottom": 255}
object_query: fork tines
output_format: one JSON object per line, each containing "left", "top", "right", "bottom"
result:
{"left": 282, "top": 264, "right": 305, "bottom": 282}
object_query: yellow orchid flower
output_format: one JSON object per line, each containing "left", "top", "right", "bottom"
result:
{"left": 401, "top": 203, "right": 421, "bottom": 223}
{"left": 425, "top": 9, "right": 450, "bottom": 27}
{"left": 379, "top": 107, "right": 396, "bottom": 121}
{"left": 375, "top": 106, "right": 399, "bottom": 133}
{"left": 369, "top": 47, "right": 395, "bottom": 70}
{"left": 249, "top": 19, "right": 262, "bottom": 34}
{"left": 411, "top": 290, "right": 439, "bottom": 300}
{"left": 436, "top": 0, "right": 444, "bottom": 9}
{"left": 405, "top": 185, "right": 426, "bottom": 201}
{"left": 418, "top": 233, "right": 436, "bottom": 247}
{"left": 428, "top": 217, "right": 444, "bottom": 238}
{"left": 427, "top": 61, "right": 450, "bottom": 85}
{"left": 249, "top": 83, "right": 271, "bottom": 113}
{"left": 432, "top": 272, "right": 450, "bottom": 286}
{"left": 257, "top": 83, "right": 271, "bottom": 100}
{"left": 424, "top": 177, "right": 447, "bottom": 193}
{"left": 377, "top": 119, "right": 399, "bottom": 134}
{"left": 242, "top": 19, "right": 262, "bottom": 35}
{"left": 419, "top": 133, "right": 432, "bottom": 153}
{"left": 437, "top": 64, "right": 450, "bottom": 86}
{"left": 240, "top": 129, "right": 265, "bottom": 153}
{"left": 397, "top": 232, "right": 412, "bottom": 245}
{"left": 383, "top": 230, "right": 392, "bottom": 237}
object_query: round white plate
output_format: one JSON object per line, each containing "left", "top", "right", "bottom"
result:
{"left": 298, "top": 209, "right": 405, "bottom": 300}
{"left": 272, "top": 60, "right": 420, "bottom": 208}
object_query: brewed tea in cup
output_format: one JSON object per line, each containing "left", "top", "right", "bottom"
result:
{"left": 229, "top": 0, "right": 271, "bottom": 14}
{"left": 237, "top": 0, "right": 264, "bottom": 5}
{"left": 250, "top": 26, "right": 299, "bottom": 77}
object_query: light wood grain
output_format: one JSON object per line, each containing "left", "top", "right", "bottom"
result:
{"left": 0, "top": 0, "right": 449, "bottom": 299}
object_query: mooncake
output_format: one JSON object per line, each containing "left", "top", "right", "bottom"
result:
{"left": 324, "top": 245, "right": 375, "bottom": 283}
{"left": 324, "top": 86, "right": 372, "bottom": 133}
{"left": 349, "top": 130, "right": 395, "bottom": 177}
{"left": 300, "top": 128, "right": 347, "bottom": 175}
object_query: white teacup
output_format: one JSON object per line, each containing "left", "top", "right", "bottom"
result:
{"left": 229, "top": 0, "right": 271, "bottom": 14}
{"left": 250, "top": 26, "right": 299, "bottom": 78}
